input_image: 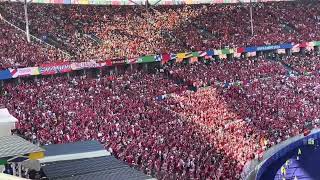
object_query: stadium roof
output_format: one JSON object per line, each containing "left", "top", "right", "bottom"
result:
{"left": 40, "top": 140, "right": 110, "bottom": 163}
{"left": 41, "top": 156, "right": 154, "bottom": 180}
{"left": 0, "top": 135, "right": 44, "bottom": 159}
{"left": 0, "top": 108, "right": 18, "bottom": 123}
{"left": 43, "top": 140, "right": 105, "bottom": 156}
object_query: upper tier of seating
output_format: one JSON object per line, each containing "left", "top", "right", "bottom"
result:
{"left": 1, "top": 0, "right": 320, "bottom": 68}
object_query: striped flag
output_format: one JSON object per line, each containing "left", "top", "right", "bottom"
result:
{"left": 184, "top": 52, "right": 193, "bottom": 58}
{"left": 198, "top": 51, "right": 207, "bottom": 57}
{"left": 234, "top": 53, "right": 242, "bottom": 58}
{"left": 126, "top": 57, "right": 138, "bottom": 64}
{"left": 247, "top": 52, "right": 256, "bottom": 57}
{"left": 292, "top": 44, "right": 300, "bottom": 53}
{"left": 170, "top": 53, "right": 177, "bottom": 60}
{"left": 154, "top": 55, "right": 162, "bottom": 62}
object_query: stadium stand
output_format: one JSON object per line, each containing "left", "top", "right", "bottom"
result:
{"left": 0, "top": 0, "right": 320, "bottom": 179}
{"left": 0, "top": 0, "right": 320, "bottom": 67}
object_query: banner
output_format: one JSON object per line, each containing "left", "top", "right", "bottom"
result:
{"left": 71, "top": 61, "right": 105, "bottom": 70}
{"left": 10, "top": 67, "right": 40, "bottom": 78}
{"left": 39, "top": 62, "right": 72, "bottom": 75}
{"left": 111, "top": 58, "right": 126, "bottom": 65}
{"left": 0, "top": 70, "right": 12, "bottom": 80}
{"left": 245, "top": 43, "right": 293, "bottom": 52}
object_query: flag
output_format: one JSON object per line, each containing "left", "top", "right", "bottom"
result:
{"left": 126, "top": 57, "right": 138, "bottom": 64}
{"left": 189, "top": 57, "right": 198, "bottom": 64}
{"left": 176, "top": 58, "right": 184, "bottom": 63}
{"left": 247, "top": 52, "right": 256, "bottom": 57}
{"left": 198, "top": 51, "right": 207, "bottom": 57}
{"left": 170, "top": 53, "right": 177, "bottom": 60}
{"left": 162, "top": 53, "right": 171, "bottom": 64}
{"left": 219, "top": 54, "right": 227, "bottom": 59}
{"left": 155, "top": 55, "right": 162, "bottom": 62}
{"left": 234, "top": 53, "right": 242, "bottom": 58}
{"left": 277, "top": 49, "right": 286, "bottom": 54}
{"left": 140, "top": 55, "right": 155, "bottom": 63}
{"left": 192, "top": 51, "right": 200, "bottom": 57}
{"left": 177, "top": 53, "right": 185, "bottom": 59}
{"left": 137, "top": 57, "right": 143, "bottom": 63}
{"left": 106, "top": 59, "right": 112, "bottom": 66}
{"left": 184, "top": 52, "right": 193, "bottom": 58}
{"left": 204, "top": 55, "right": 211, "bottom": 60}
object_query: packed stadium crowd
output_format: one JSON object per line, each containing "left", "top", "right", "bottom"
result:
{"left": 1, "top": 0, "right": 320, "bottom": 179}
{"left": 1, "top": 0, "right": 320, "bottom": 68}
{"left": 0, "top": 53, "right": 319, "bottom": 179}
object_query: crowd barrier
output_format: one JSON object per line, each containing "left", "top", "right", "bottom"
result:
{"left": 1, "top": 41, "right": 320, "bottom": 80}
{"left": 243, "top": 128, "right": 320, "bottom": 180}
{"left": 9, "top": 0, "right": 294, "bottom": 5}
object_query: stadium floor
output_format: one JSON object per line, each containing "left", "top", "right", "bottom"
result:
{"left": 260, "top": 143, "right": 320, "bottom": 180}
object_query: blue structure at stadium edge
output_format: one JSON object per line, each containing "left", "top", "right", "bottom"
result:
{"left": 255, "top": 130, "right": 320, "bottom": 180}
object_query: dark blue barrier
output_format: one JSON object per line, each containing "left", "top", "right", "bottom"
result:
{"left": 256, "top": 130, "right": 320, "bottom": 179}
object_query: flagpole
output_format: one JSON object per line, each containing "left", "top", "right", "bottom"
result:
{"left": 250, "top": 0, "right": 254, "bottom": 36}
{"left": 24, "top": 0, "right": 30, "bottom": 42}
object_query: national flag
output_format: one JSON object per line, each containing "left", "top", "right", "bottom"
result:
{"left": 137, "top": 57, "right": 143, "bottom": 63}
{"left": 170, "top": 53, "right": 177, "bottom": 60}
{"left": 234, "top": 53, "right": 242, "bottom": 58}
{"left": 176, "top": 58, "right": 184, "bottom": 63}
{"left": 189, "top": 57, "right": 198, "bottom": 64}
{"left": 198, "top": 51, "right": 207, "bottom": 57}
{"left": 155, "top": 55, "right": 162, "bottom": 62}
{"left": 219, "top": 54, "right": 227, "bottom": 59}
{"left": 162, "top": 53, "right": 171, "bottom": 64}
{"left": 126, "top": 57, "right": 138, "bottom": 64}
{"left": 9, "top": 68, "right": 18, "bottom": 78}
{"left": 106, "top": 59, "right": 112, "bottom": 66}
{"left": 192, "top": 51, "right": 200, "bottom": 57}
{"left": 306, "top": 46, "right": 314, "bottom": 52}
{"left": 204, "top": 55, "right": 211, "bottom": 60}
{"left": 292, "top": 44, "right": 300, "bottom": 53}
{"left": 184, "top": 52, "right": 193, "bottom": 58}
{"left": 277, "top": 49, "right": 286, "bottom": 54}
{"left": 247, "top": 52, "right": 256, "bottom": 57}
{"left": 177, "top": 53, "right": 185, "bottom": 59}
